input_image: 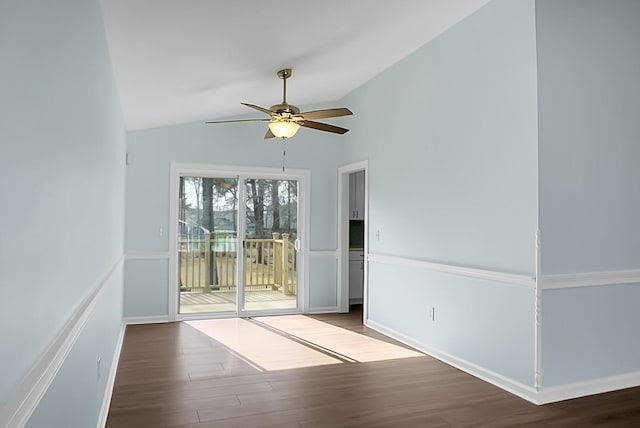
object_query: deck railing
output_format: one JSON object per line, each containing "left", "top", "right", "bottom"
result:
{"left": 179, "top": 233, "right": 296, "bottom": 295}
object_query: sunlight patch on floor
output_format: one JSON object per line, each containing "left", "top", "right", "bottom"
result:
{"left": 186, "top": 318, "right": 341, "bottom": 371}
{"left": 186, "top": 315, "right": 422, "bottom": 372}
{"left": 257, "top": 315, "right": 423, "bottom": 363}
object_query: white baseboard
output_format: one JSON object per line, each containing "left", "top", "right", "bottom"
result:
{"left": 366, "top": 318, "right": 640, "bottom": 405}
{"left": 538, "top": 371, "right": 640, "bottom": 404}
{"left": 306, "top": 306, "right": 339, "bottom": 314}
{"left": 124, "top": 315, "right": 170, "bottom": 325}
{"left": 365, "top": 319, "right": 539, "bottom": 404}
{"left": 96, "top": 322, "right": 126, "bottom": 428}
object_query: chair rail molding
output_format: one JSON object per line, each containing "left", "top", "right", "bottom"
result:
{"left": 308, "top": 249, "right": 338, "bottom": 258}
{"left": 368, "top": 253, "right": 535, "bottom": 289}
{"left": 541, "top": 269, "right": 640, "bottom": 290}
{"left": 125, "top": 251, "right": 170, "bottom": 260}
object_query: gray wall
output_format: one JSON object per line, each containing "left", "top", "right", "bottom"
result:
{"left": 343, "top": 0, "right": 539, "bottom": 273}
{"left": 536, "top": 0, "right": 640, "bottom": 386}
{"left": 341, "top": 0, "right": 539, "bottom": 386}
{"left": 0, "top": 0, "right": 126, "bottom": 423}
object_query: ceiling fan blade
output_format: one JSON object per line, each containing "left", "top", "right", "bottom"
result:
{"left": 264, "top": 129, "right": 276, "bottom": 139}
{"left": 206, "top": 118, "right": 270, "bottom": 124}
{"left": 241, "top": 103, "right": 276, "bottom": 116}
{"left": 300, "top": 120, "right": 349, "bottom": 134}
{"left": 298, "top": 107, "right": 353, "bottom": 120}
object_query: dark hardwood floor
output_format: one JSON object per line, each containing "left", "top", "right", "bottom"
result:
{"left": 106, "top": 308, "right": 640, "bottom": 427}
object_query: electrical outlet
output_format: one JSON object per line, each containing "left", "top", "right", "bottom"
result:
{"left": 97, "top": 357, "right": 101, "bottom": 381}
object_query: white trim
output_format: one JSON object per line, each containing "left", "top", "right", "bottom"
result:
{"left": 306, "top": 306, "right": 339, "bottom": 314}
{"left": 308, "top": 250, "right": 338, "bottom": 258}
{"left": 124, "top": 315, "right": 170, "bottom": 325}
{"left": 237, "top": 177, "right": 247, "bottom": 313}
{"left": 368, "top": 308, "right": 640, "bottom": 406}
{"left": 533, "top": 4, "right": 542, "bottom": 393}
{"left": 0, "top": 256, "right": 125, "bottom": 428}
{"left": 366, "top": 319, "right": 538, "bottom": 404}
{"left": 168, "top": 162, "right": 313, "bottom": 178}
{"left": 538, "top": 371, "right": 640, "bottom": 405}
{"left": 368, "top": 253, "right": 535, "bottom": 289}
{"left": 125, "top": 251, "right": 170, "bottom": 260}
{"left": 362, "top": 167, "right": 369, "bottom": 323}
{"left": 168, "top": 164, "right": 180, "bottom": 321}
{"left": 96, "top": 322, "right": 126, "bottom": 428}
{"left": 541, "top": 270, "right": 640, "bottom": 290}
{"left": 534, "top": 230, "right": 542, "bottom": 392}
{"left": 301, "top": 171, "right": 312, "bottom": 314}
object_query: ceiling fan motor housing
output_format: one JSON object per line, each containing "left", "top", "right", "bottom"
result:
{"left": 269, "top": 103, "right": 300, "bottom": 115}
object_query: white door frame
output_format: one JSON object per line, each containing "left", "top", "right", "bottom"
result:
{"left": 168, "top": 162, "right": 310, "bottom": 321}
{"left": 337, "top": 160, "right": 368, "bottom": 317}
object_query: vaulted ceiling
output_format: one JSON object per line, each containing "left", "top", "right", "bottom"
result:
{"left": 100, "top": 0, "right": 491, "bottom": 130}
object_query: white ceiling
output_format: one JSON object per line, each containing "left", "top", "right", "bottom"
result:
{"left": 100, "top": 0, "right": 491, "bottom": 131}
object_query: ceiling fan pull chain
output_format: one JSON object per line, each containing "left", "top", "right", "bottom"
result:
{"left": 282, "top": 139, "right": 286, "bottom": 172}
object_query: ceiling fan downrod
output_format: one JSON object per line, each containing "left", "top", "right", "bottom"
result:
{"left": 272, "top": 69, "right": 299, "bottom": 115}
{"left": 277, "top": 68, "right": 291, "bottom": 104}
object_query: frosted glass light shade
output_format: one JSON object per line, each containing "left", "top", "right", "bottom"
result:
{"left": 268, "top": 120, "right": 300, "bottom": 139}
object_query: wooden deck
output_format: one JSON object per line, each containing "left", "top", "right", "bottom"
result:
{"left": 179, "top": 236, "right": 297, "bottom": 295}
{"left": 180, "top": 290, "right": 297, "bottom": 313}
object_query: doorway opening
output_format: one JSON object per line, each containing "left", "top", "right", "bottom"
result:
{"left": 337, "top": 161, "right": 368, "bottom": 323}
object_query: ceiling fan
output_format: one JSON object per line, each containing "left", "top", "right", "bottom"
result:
{"left": 206, "top": 69, "right": 353, "bottom": 139}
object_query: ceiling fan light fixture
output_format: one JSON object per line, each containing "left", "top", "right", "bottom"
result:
{"left": 268, "top": 120, "right": 300, "bottom": 139}
{"left": 206, "top": 69, "right": 352, "bottom": 139}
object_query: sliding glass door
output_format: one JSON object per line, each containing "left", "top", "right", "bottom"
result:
{"left": 242, "top": 178, "right": 299, "bottom": 311}
{"left": 178, "top": 176, "right": 240, "bottom": 314}
{"left": 174, "top": 168, "right": 304, "bottom": 317}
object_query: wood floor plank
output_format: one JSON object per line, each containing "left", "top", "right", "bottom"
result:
{"left": 106, "top": 308, "right": 640, "bottom": 427}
